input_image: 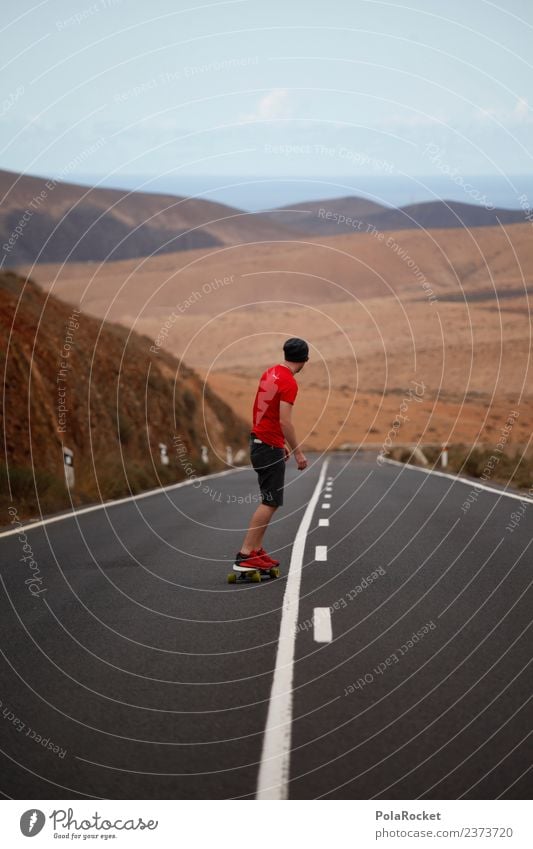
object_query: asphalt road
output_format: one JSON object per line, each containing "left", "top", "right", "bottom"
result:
{"left": 0, "top": 452, "right": 531, "bottom": 799}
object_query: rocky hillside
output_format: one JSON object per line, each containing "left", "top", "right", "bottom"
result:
{"left": 0, "top": 271, "right": 248, "bottom": 520}
{"left": 0, "top": 169, "right": 296, "bottom": 266}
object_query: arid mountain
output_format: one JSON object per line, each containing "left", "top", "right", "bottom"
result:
{"left": 266, "top": 196, "right": 527, "bottom": 236}
{"left": 0, "top": 169, "right": 297, "bottom": 266}
{"left": 366, "top": 199, "right": 527, "bottom": 231}
{"left": 266, "top": 196, "right": 388, "bottom": 235}
{"left": 2, "top": 169, "right": 529, "bottom": 268}
{"left": 24, "top": 220, "right": 533, "bottom": 452}
{"left": 0, "top": 270, "right": 248, "bottom": 519}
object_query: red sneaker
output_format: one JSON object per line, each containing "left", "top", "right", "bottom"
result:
{"left": 234, "top": 550, "right": 272, "bottom": 571}
{"left": 257, "top": 547, "right": 280, "bottom": 567}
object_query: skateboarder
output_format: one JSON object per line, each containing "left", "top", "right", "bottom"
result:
{"left": 233, "top": 337, "right": 309, "bottom": 575}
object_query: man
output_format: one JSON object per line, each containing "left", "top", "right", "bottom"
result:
{"left": 233, "top": 337, "right": 309, "bottom": 574}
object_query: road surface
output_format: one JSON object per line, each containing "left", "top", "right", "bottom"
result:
{"left": 0, "top": 452, "right": 531, "bottom": 799}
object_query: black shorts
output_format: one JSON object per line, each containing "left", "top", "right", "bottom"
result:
{"left": 250, "top": 436, "right": 286, "bottom": 507}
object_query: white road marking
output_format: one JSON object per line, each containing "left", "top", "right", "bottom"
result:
{"left": 321, "top": 503, "right": 330, "bottom": 509}
{"left": 256, "top": 457, "right": 329, "bottom": 800}
{"left": 324, "top": 493, "right": 332, "bottom": 499}
{"left": 0, "top": 467, "right": 248, "bottom": 539}
{"left": 313, "top": 607, "right": 333, "bottom": 643}
{"left": 318, "top": 518, "right": 329, "bottom": 527}
{"left": 315, "top": 545, "right": 328, "bottom": 561}
{"left": 383, "top": 458, "right": 533, "bottom": 504}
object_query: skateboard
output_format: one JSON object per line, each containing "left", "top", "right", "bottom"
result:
{"left": 227, "top": 565, "right": 280, "bottom": 583}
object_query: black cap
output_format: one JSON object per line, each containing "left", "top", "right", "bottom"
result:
{"left": 283, "top": 337, "right": 309, "bottom": 363}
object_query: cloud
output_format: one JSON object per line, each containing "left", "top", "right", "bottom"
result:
{"left": 513, "top": 96, "right": 530, "bottom": 122}
{"left": 241, "top": 88, "right": 291, "bottom": 123}
{"left": 474, "top": 97, "right": 532, "bottom": 125}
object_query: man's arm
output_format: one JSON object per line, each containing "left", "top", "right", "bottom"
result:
{"left": 280, "top": 401, "right": 308, "bottom": 469}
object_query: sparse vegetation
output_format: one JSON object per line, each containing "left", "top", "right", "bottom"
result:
{"left": 393, "top": 444, "right": 532, "bottom": 491}
{"left": 117, "top": 413, "right": 134, "bottom": 446}
{"left": 183, "top": 389, "right": 197, "bottom": 415}
{"left": 0, "top": 462, "right": 68, "bottom": 517}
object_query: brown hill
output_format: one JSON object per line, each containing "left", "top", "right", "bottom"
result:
{"left": 4, "top": 168, "right": 528, "bottom": 269}
{"left": 266, "top": 196, "right": 388, "bottom": 234}
{"left": 26, "top": 220, "right": 533, "bottom": 317}
{"left": 266, "top": 196, "right": 527, "bottom": 236}
{"left": 1, "top": 270, "right": 248, "bottom": 519}
{"left": 0, "top": 169, "right": 297, "bottom": 266}
{"left": 367, "top": 199, "right": 527, "bottom": 231}
{"left": 24, "top": 220, "right": 533, "bottom": 452}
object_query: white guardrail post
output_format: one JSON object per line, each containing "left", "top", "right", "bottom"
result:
{"left": 63, "top": 446, "right": 74, "bottom": 488}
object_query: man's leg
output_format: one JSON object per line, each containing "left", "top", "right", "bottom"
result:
{"left": 240, "top": 504, "right": 277, "bottom": 555}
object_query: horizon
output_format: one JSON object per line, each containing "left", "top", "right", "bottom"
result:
{"left": 6, "top": 167, "right": 533, "bottom": 213}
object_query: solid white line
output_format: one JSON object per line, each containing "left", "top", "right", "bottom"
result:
{"left": 313, "top": 607, "right": 333, "bottom": 643}
{"left": 256, "top": 457, "right": 329, "bottom": 800}
{"left": 383, "top": 458, "right": 533, "bottom": 504}
{"left": 321, "top": 503, "right": 330, "bottom": 509}
{"left": 315, "top": 545, "right": 328, "bottom": 561}
{"left": 318, "top": 518, "right": 329, "bottom": 527}
{"left": 1, "top": 467, "right": 248, "bottom": 539}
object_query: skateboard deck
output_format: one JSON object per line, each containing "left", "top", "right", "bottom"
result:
{"left": 227, "top": 566, "right": 280, "bottom": 583}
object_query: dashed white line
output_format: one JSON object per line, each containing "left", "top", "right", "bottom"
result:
{"left": 324, "top": 493, "right": 332, "bottom": 499}
{"left": 313, "top": 607, "right": 333, "bottom": 643}
{"left": 318, "top": 518, "right": 329, "bottom": 527}
{"left": 321, "top": 503, "right": 330, "bottom": 509}
{"left": 256, "top": 457, "right": 329, "bottom": 800}
{"left": 315, "top": 545, "right": 328, "bottom": 561}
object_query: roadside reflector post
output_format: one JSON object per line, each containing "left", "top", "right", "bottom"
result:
{"left": 201, "top": 445, "right": 209, "bottom": 464}
{"left": 159, "top": 443, "right": 169, "bottom": 466}
{"left": 411, "top": 446, "right": 428, "bottom": 466}
{"left": 441, "top": 444, "right": 449, "bottom": 469}
{"left": 63, "top": 446, "right": 74, "bottom": 489}
{"left": 225, "top": 446, "right": 233, "bottom": 465}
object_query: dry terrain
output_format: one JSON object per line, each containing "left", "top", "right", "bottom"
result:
{"left": 0, "top": 168, "right": 297, "bottom": 265}
{"left": 1, "top": 270, "right": 247, "bottom": 519}
{"left": 23, "top": 221, "right": 533, "bottom": 452}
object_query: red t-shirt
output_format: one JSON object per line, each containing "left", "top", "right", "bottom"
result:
{"left": 252, "top": 365, "right": 298, "bottom": 448}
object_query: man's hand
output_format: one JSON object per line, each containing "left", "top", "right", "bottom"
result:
{"left": 295, "top": 450, "right": 308, "bottom": 470}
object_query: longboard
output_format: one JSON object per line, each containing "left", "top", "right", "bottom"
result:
{"left": 227, "top": 566, "right": 280, "bottom": 583}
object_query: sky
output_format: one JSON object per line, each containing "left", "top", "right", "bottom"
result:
{"left": 2, "top": 0, "right": 532, "bottom": 207}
